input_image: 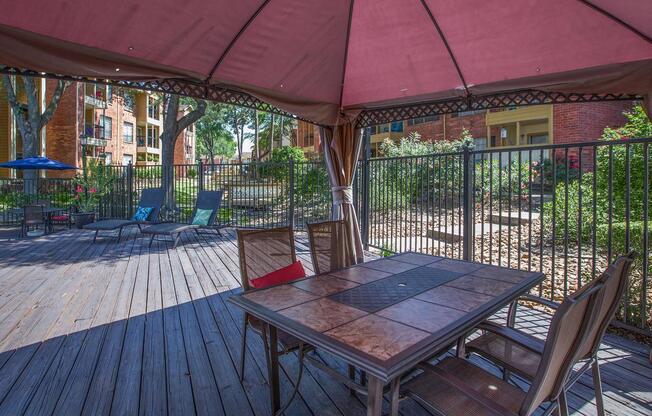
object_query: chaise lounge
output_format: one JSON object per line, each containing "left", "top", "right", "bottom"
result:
{"left": 84, "top": 187, "right": 165, "bottom": 243}
{"left": 141, "top": 190, "right": 224, "bottom": 248}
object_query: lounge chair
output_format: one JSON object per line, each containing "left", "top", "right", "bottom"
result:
{"left": 140, "top": 190, "right": 223, "bottom": 248}
{"left": 85, "top": 188, "right": 165, "bottom": 243}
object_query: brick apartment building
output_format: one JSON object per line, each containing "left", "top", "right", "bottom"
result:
{"left": 0, "top": 77, "right": 196, "bottom": 178}
{"left": 368, "top": 101, "right": 632, "bottom": 157}
{"left": 294, "top": 101, "right": 632, "bottom": 159}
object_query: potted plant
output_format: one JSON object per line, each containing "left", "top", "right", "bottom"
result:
{"left": 71, "top": 184, "right": 98, "bottom": 228}
{"left": 71, "top": 159, "right": 114, "bottom": 228}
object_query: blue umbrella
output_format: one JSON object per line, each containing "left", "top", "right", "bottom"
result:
{"left": 0, "top": 156, "right": 77, "bottom": 170}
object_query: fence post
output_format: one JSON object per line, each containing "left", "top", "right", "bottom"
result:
{"left": 288, "top": 157, "right": 295, "bottom": 228}
{"left": 126, "top": 161, "right": 134, "bottom": 218}
{"left": 361, "top": 128, "right": 371, "bottom": 249}
{"left": 462, "top": 146, "right": 474, "bottom": 261}
{"left": 198, "top": 160, "right": 204, "bottom": 191}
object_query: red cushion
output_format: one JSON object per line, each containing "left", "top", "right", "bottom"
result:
{"left": 51, "top": 215, "right": 69, "bottom": 221}
{"left": 250, "top": 261, "right": 306, "bottom": 289}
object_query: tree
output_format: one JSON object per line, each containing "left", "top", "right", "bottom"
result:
{"left": 195, "top": 103, "right": 236, "bottom": 163}
{"left": 160, "top": 93, "right": 207, "bottom": 210}
{"left": 2, "top": 75, "right": 69, "bottom": 192}
{"left": 224, "top": 105, "right": 250, "bottom": 162}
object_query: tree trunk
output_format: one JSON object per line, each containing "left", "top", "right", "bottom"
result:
{"left": 1, "top": 75, "right": 68, "bottom": 194}
{"left": 270, "top": 113, "right": 275, "bottom": 155}
{"left": 160, "top": 94, "right": 206, "bottom": 216}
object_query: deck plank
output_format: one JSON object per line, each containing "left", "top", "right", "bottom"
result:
{"left": 0, "top": 229, "right": 647, "bottom": 416}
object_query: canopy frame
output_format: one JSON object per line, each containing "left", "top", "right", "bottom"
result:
{"left": 0, "top": 65, "right": 643, "bottom": 129}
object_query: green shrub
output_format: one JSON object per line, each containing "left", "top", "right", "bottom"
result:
{"left": 187, "top": 168, "right": 197, "bottom": 179}
{"left": 474, "top": 159, "right": 535, "bottom": 204}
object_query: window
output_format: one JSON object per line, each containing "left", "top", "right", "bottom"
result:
{"left": 390, "top": 121, "right": 403, "bottom": 132}
{"left": 122, "top": 154, "right": 133, "bottom": 165}
{"left": 147, "top": 125, "right": 159, "bottom": 148}
{"left": 123, "top": 122, "right": 134, "bottom": 143}
{"left": 148, "top": 97, "right": 160, "bottom": 119}
{"left": 407, "top": 115, "right": 440, "bottom": 126}
{"left": 104, "top": 152, "right": 112, "bottom": 165}
{"left": 528, "top": 134, "right": 548, "bottom": 145}
{"left": 99, "top": 116, "right": 112, "bottom": 139}
{"left": 106, "top": 86, "right": 113, "bottom": 102}
{"left": 474, "top": 137, "right": 487, "bottom": 151}
{"left": 123, "top": 93, "right": 135, "bottom": 112}
{"left": 452, "top": 110, "right": 485, "bottom": 118}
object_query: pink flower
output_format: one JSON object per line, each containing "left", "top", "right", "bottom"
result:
{"left": 76, "top": 185, "right": 83, "bottom": 193}
{"left": 89, "top": 188, "right": 97, "bottom": 194}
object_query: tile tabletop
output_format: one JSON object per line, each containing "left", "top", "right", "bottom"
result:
{"left": 232, "top": 252, "right": 545, "bottom": 379}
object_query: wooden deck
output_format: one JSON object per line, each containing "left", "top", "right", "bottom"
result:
{"left": 0, "top": 228, "right": 649, "bottom": 416}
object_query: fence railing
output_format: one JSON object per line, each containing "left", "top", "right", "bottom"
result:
{"left": 357, "top": 137, "right": 651, "bottom": 333}
{"left": 0, "top": 160, "right": 333, "bottom": 230}
{"left": 0, "top": 137, "right": 649, "bottom": 333}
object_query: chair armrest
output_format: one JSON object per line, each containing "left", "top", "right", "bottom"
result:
{"left": 476, "top": 321, "right": 545, "bottom": 355}
{"left": 519, "top": 294, "right": 559, "bottom": 310}
{"left": 507, "top": 294, "right": 559, "bottom": 327}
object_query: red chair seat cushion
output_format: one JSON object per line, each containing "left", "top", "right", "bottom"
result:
{"left": 51, "top": 215, "right": 69, "bottom": 221}
{"left": 250, "top": 261, "right": 306, "bottom": 289}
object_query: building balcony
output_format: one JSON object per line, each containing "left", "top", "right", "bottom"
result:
{"left": 84, "top": 90, "right": 107, "bottom": 109}
{"left": 136, "top": 136, "right": 161, "bottom": 154}
{"left": 486, "top": 104, "right": 552, "bottom": 126}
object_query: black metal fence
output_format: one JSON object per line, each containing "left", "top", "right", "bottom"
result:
{"left": 0, "top": 138, "right": 650, "bottom": 332}
{"left": 0, "top": 160, "right": 332, "bottom": 230}
{"left": 356, "top": 137, "right": 651, "bottom": 333}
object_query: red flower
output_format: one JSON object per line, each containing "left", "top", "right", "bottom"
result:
{"left": 76, "top": 185, "right": 83, "bottom": 193}
{"left": 89, "top": 188, "right": 97, "bottom": 194}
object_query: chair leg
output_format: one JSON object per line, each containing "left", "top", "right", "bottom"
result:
{"left": 239, "top": 316, "right": 248, "bottom": 382}
{"left": 173, "top": 233, "right": 181, "bottom": 248}
{"left": 592, "top": 358, "right": 605, "bottom": 416}
{"left": 456, "top": 335, "right": 466, "bottom": 358}
{"left": 117, "top": 227, "right": 123, "bottom": 243}
{"left": 93, "top": 230, "right": 99, "bottom": 243}
{"left": 348, "top": 364, "right": 356, "bottom": 395}
{"left": 558, "top": 390, "right": 569, "bottom": 416}
{"left": 149, "top": 234, "right": 155, "bottom": 248}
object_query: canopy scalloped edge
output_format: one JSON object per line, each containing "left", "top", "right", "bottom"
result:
{"left": 0, "top": 65, "right": 642, "bottom": 129}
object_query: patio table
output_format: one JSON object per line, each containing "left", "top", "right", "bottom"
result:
{"left": 9, "top": 206, "right": 68, "bottom": 233}
{"left": 229, "top": 252, "right": 544, "bottom": 416}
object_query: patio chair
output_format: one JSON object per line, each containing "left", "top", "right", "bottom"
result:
{"left": 49, "top": 207, "right": 72, "bottom": 231}
{"left": 237, "top": 226, "right": 307, "bottom": 382}
{"left": 21, "top": 205, "right": 45, "bottom": 237}
{"left": 307, "top": 220, "right": 354, "bottom": 275}
{"left": 84, "top": 188, "right": 165, "bottom": 243}
{"left": 402, "top": 279, "right": 606, "bottom": 416}
{"left": 460, "top": 252, "right": 635, "bottom": 416}
{"left": 141, "top": 190, "right": 224, "bottom": 248}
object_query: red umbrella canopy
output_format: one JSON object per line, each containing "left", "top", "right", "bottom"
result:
{"left": 0, "top": 0, "right": 650, "bottom": 125}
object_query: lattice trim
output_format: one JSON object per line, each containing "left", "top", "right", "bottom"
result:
{"left": 0, "top": 65, "right": 305, "bottom": 123}
{"left": 354, "top": 90, "right": 642, "bottom": 127}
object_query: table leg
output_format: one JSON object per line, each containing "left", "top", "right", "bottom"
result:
{"left": 366, "top": 375, "right": 384, "bottom": 416}
{"left": 266, "top": 324, "right": 281, "bottom": 414}
{"left": 389, "top": 378, "right": 400, "bottom": 416}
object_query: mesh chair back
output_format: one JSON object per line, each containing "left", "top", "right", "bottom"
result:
{"left": 191, "top": 190, "right": 224, "bottom": 225}
{"left": 520, "top": 282, "right": 605, "bottom": 415}
{"left": 23, "top": 205, "right": 44, "bottom": 225}
{"left": 575, "top": 251, "right": 635, "bottom": 359}
{"left": 138, "top": 188, "right": 165, "bottom": 222}
{"left": 35, "top": 200, "right": 50, "bottom": 207}
{"left": 237, "top": 227, "right": 296, "bottom": 292}
{"left": 307, "top": 220, "right": 354, "bottom": 275}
